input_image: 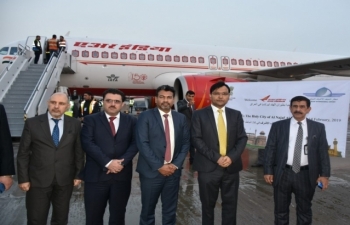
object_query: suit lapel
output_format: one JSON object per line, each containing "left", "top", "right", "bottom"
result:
{"left": 171, "top": 111, "right": 179, "bottom": 150}
{"left": 205, "top": 107, "right": 218, "bottom": 141}
{"left": 225, "top": 108, "right": 231, "bottom": 144}
{"left": 152, "top": 108, "right": 165, "bottom": 133}
{"left": 40, "top": 113, "right": 56, "bottom": 147}
{"left": 98, "top": 112, "right": 114, "bottom": 137}
{"left": 58, "top": 116, "right": 72, "bottom": 146}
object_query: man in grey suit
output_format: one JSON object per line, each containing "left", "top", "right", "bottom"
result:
{"left": 17, "top": 92, "right": 84, "bottom": 225}
{"left": 191, "top": 81, "right": 247, "bottom": 225}
{"left": 136, "top": 85, "right": 190, "bottom": 225}
{"left": 264, "top": 96, "right": 330, "bottom": 225}
{"left": 177, "top": 90, "right": 196, "bottom": 164}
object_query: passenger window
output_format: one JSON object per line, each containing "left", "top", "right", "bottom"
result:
{"left": 267, "top": 61, "right": 272, "bottom": 67}
{"left": 253, "top": 60, "right": 258, "bottom": 66}
{"left": 174, "top": 56, "right": 180, "bottom": 62}
{"left": 111, "top": 52, "right": 118, "bottom": 59}
{"left": 260, "top": 61, "right": 265, "bottom": 67}
{"left": 274, "top": 61, "right": 279, "bottom": 67}
{"left": 238, "top": 59, "right": 244, "bottom": 65}
{"left": 102, "top": 51, "right": 108, "bottom": 58}
{"left": 198, "top": 57, "right": 205, "bottom": 63}
{"left": 246, "top": 60, "right": 251, "bottom": 66}
{"left": 231, "top": 59, "right": 237, "bottom": 65}
{"left": 92, "top": 51, "right": 99, "bottom": 58}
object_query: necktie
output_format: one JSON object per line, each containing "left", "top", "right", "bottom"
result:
{"left": 163, "top": 114, "right": 171, "bottom": 162}
{"left": 109, "top": 117, "right": 116, "bottom": 136}
{"left": 52, "top": 118, "right": 60, "bottom": 147}
{"left": 292, "top": 122, "right": 303, "bottom": 173}
{"left": 217, "top": 109, "right": 227, "bottom": 156}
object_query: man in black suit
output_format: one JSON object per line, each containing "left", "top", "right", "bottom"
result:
{"left": 80, "top": 89, "right": 138, "bottom": 225}
{"left": 0, "top": 104, "right": 15, "bottom": 191}
{"left": 17, "top": 93, "right": 84, "bottom": 225}
{"left": 191, "top": 81, "right": 247, "bottom": 225}
{"left": 264, "top": 96, "right": 330, "bottom": 225}
{"left": 177, "top": 90, "right": 196, "bottom": 164}
{"left": 136, "top": 85, "right": 190, "bottom": 225}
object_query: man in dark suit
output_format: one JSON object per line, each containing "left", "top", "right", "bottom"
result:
{"left": 0, "top": 104, "right": 15, "bottom": 191}
{"left": 17, "top": 92, "right": 84, "bottom": 225}
{"left": 264, "top": 96, "right": 330, "bottom": 225}
{"left": 136, "top": 85, "right": 190, "bottom": 225}
{"left": 177, "top": 90, "right": 196, "bottom": 164}
{"left": 191, "top": 81, "right": 247, "bottom": 225}
{"left": 80, "top": 88, "right": 138, "bottom": 225}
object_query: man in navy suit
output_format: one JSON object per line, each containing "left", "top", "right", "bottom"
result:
{"left": 191, "top": 81, "right": 247, "bottom": 225}
{"left": 264, "top": 96, "right": 330, "bottom": 225}
{"left": 80, "top": 89, "right": 138, "bottom": 225}
{"left": 136, "top": 85, "right": 190, "bottom": 225}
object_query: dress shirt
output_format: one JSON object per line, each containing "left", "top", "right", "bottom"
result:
{"left": 287, "top": 117, "right": 308, "bottom": 166}
{"left": 48, "top": 113, "right": 64, "bottom": 141}
{"left": 158, "top": 109, "right": 175, "bottom": 164}
{"left": 211, "top": 105, "right": 227, "bottom": 128}
{"left": 105, "top": 112, "right": 120, "bottom": 168}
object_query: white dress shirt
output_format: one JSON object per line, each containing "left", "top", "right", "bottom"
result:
{"left": 158, "top": 109, "right": 175, "bottom": 164}
{"left": 287, "top": 117, "right": 308, "bottom": 166}
{"left": 211, "top": 105, "right": 227, "bottom": 129}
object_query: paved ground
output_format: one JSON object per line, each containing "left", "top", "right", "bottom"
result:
{"left": 1, "top": 132, "right": 350, "bottom": 225}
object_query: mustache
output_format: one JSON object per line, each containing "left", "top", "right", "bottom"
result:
{"left": 293, "top": 111, "right": 302, "bottom": 114}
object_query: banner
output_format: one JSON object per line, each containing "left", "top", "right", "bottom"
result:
{"left": 226, "top": 80, "right": 350, "bottom": 158}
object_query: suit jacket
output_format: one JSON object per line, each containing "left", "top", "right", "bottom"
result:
{"left": 33, "top": 40, "right": 42, "bottom": 54}
{"left": 0, "top": 104, "right": 15, "bottom": 176}
{"left": 191, "top": 106, "right": 248, "bottom": 173}
{"left": 177, "top": 99, "right": 195, "bottom": 127}
{"left": 17, "top": 113, "right": 84, "bottom": 187}
{"left": 264, "top": 118, "right": 330, "bottom": 187}
{"left": 80, "top": 112, "right": 138, "bottom": 182}
{"left": 136, "top": 108, "right": 190, "bottom": 178}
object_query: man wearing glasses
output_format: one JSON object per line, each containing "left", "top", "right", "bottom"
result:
{"left": 80, "top": 89, "right": 138, "bottom": 225}
{"left": 136, "top": 85, "right": 190, "bottom": 225}
{"left": 191, "top": 81, "right": 247, "bottom": 225}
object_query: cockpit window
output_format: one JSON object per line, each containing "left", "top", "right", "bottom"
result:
{"left": 0, "top": 47, "right": 9, "bottom": 55}
{"left": 9, "top": 47, "right": 18, "bottom": 55}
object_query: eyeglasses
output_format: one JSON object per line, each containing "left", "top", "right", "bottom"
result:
{"left": 211, "top": 92, "right": 229, "bottom": 96}
{"left": 104, "top": 99, "right": 122, "bottom": 104}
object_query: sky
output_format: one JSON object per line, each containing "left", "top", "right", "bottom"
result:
{"left": 1, "top": 0, "right": 350, "bottom": 56}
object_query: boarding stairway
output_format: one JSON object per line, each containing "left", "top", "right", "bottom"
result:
{"left": 0, "top": 36, "right": 69, "bottom": 137}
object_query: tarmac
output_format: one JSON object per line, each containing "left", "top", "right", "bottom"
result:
{"left": 1, "top": 130, "right": 350, "bottom": 225}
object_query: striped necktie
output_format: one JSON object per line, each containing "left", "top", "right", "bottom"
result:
{"left": 292, "top": 122, "right": 303, "bottom": 173}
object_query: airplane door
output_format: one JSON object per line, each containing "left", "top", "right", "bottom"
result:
{"left": 208, "top": 55, "right": 218, "bottom": 70}
{"left": 221, "top": 56, "right": 230, "bottom": 71}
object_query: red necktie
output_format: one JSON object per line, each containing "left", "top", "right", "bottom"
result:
{"left": 163, "top": 114, "right": 171, "bottom": 162}
{"left": 109, "top": 117, "right": 116, "bottom": 136}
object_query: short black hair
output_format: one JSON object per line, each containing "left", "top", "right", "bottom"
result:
{"left": 52, "top": 34, "right": 57, "bottom": 38}
{"left": 210, "top": 81, "right": 230, "bottom": 94}
{"left": 186, "top": 90, "right": 195, "bottom": 95}
{"left": 102, "top": 89, "right": 126, "bottom": 102}
{"left": 156, "top": 85, "right": 175, "bottom": 97}
{"left": 83, "top": 91, "right": 93, "bottom": 96}
{"left": 290, "top": 96, "right": 311, "bottom": 108}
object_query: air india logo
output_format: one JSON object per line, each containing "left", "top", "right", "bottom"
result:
{"left": 129, "top": 73, "right": 148, "bottom": 84}
{"left": 107, "top": 74, "right": 119, "bottom": 82}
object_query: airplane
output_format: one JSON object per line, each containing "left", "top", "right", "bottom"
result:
{"left": 1, "top": 36, "right": 350, "bottom": 109}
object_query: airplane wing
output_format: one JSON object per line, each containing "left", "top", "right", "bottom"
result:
{"left": 245, "top": 57, "right": 350, "bottom": 79}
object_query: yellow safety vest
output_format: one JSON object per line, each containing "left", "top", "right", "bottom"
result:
{"left": 81, "top": 100, "right": 96, "bottom": 115}
{"left": 65, "top": 101, "right": 74, "bottom": 117}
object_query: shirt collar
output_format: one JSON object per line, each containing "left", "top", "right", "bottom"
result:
{"left": 47, "top": 112, "right": 64, "bottom": 122}
{"left": 158, "top": 109, "right": 172, "bottom": 118}
{"left": 105, "top": 112, "right": 120, "bottom": 119}
{"left": 211, "top": 104, "right": 225, "bottom": 113}
{"left": 291, "top": 117, "right": 306, "bottom": 125}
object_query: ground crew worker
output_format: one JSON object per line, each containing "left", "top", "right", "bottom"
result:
{"left": 47, "top": 34, "right": 59, "bottom": 59}
{"left": 58, "top": 36, "right": 66, "bottom": 51}
{"left": 129, "top": 98, "right": 134, "bottom": 113}
{"left": 78, "top": 91, "right": 100, "bottom": 122}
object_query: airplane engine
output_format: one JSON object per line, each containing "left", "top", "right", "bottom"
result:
{"left": 174, "top": 75, "right": 246, "bottom": 109}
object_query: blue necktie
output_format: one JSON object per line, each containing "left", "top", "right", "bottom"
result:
{"left": 52, "top": 118, "right": 60, "bottom": 146}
